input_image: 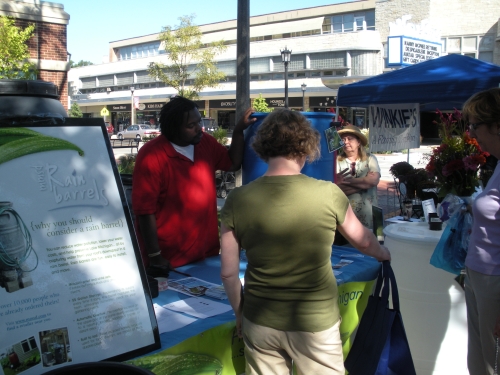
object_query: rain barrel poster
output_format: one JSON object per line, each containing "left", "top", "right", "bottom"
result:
{"left": 0, "top": 120, "right": 160, "bottom": 375}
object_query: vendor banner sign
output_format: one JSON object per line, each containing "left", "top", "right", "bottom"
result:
{"left": 368, "top": 103, "right": 420, "bottom": 152}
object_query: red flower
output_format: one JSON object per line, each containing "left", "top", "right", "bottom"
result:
{"left": 442, "top": 159, "right": 465, "bottom": 177}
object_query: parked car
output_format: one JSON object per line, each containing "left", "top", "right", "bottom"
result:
{"left": 201, "top": 118, "right": 218, "bottom": 133}
{"left": 116, "top": 124, "right": 160, "bottom": 140}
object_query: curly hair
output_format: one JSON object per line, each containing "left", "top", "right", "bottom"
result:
{"left": 462, "top": 88, "right": 500, "bottom": 131}
{"left": 159, "top": 96, "right": 198, "bottom": 141}
{"left": 251, "top": 109, "right": 321, "bottom": 163}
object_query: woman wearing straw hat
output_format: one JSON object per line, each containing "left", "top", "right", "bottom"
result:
{"left": 335, "top": 125, "right": 381, "bottom": 240}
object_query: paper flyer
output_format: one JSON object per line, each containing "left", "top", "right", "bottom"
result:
{"left": 0, "top": 123, "right": 159, "bottom": 374}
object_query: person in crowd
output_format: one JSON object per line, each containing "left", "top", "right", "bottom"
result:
{"left": 462, "top": 87, "right": 500, "bottom": 375}
{"left": 334, "top": 125, "right": 380, "bottom": 245}
{"left": 335, "top": 125, "right": 381, "bottom": 228}
{"left": 220, "top": 109, "right": 391, "bottom": 375}
{"left": 132, "top": 96, "right": 256, "bottom": 269}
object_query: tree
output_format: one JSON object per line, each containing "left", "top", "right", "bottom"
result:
{"left": 68, "top": 102, "right": 83, "bottom": 118}
{"left": 148, "top": 14, "right": 226, "bottom": 100}
{"left": 252, "top": 94, "right": 273, "bottom": 113}
{"left": 0, "top": 16, "right": 37, "bottom": 79}
{"left": 70, "top": 60, "right": 94, "bottom": 68}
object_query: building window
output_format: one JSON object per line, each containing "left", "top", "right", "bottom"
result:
{"left": 118, "top": 42, "right": 160, "bottom": 61}
{"left": 351, "top": 51, "right": 378, "bottom": 76}
{"left": 136, "top": 70, "right": 154, "bottom": 83}
{"left": 441, "top": 35, "right": 494, "bottom": 63}
{"left": 250, "top": 57, "right": 270, "bottom": 73}
{"left": 216, "top": 61, "right": 237, "bottom": 76}
{"left": 310, "top": 52, "right": 346, "bottom": 70}
{"left": 97, "top": 74, "right": 113, "bottom": 87}
{"left": 81, "top": 77, "right": 96, "bottom": 89}
{"left": 272, "top": 55, "right": 305, "bottom": 72}
{"left": 354, "top": 17, "right": 365, "bottom": 31}
{"left": 323, "top": 11, "right": 374, "bottom": 34}
{"left": 21, "top": 337, "right": 37, "bottom": 353}
{"left": 116, "top": 72, "right": 134, "bottom": 85}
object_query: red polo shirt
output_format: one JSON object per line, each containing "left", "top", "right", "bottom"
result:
{"left": 132, "top": 134, "right": 232, "bottom": 268}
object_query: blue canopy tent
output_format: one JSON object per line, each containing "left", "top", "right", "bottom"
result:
{"left": 337, "top": 54, "right": 500, "bottom": 111}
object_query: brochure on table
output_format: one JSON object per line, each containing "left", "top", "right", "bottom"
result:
{"left": 0, "top": 120, "right": 160, "bottom": 375}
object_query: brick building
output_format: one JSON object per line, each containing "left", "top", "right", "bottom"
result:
{"left": 0, "top": 0, "right": 70, "bottom": 110}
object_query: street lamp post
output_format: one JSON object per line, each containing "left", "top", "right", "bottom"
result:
{"left": 130, "top": 86, "right": 135, "bottom": 125}
{"left": 280, "top": 47, "right": 292, "bottom": 109}
{"left": 301, "top": 83, "right": 307, "bottom": 111}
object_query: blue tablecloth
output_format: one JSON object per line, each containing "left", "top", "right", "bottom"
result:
{"left": 152, "top": 245, "right": 381, "bottom": 351}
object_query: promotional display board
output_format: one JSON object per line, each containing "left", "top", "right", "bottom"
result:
{"left": 0, "top": 120, "right": 160, "bottom": 374}
{"left": 368, "top": 103, "right": 420, "bottom": 152}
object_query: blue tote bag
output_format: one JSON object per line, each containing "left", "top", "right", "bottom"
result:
{"left": 344, "top": 261, "right": 416, "bottom": 375}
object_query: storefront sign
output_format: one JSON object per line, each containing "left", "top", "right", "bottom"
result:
{"left": 0, "top": 120, "right": 160, "bottom": 372}
{"left": 111, "top": 104, "right": 131, "bottom": 111}
{"left": 209, "top": 100, "right": 236, "bottom": 108}
{"left": 388, "top": 36, "right": 441, "bottom": 66}
{"left": 265, "top": 97, "right": 302, "bottom": 107}
{"left": 144, "top": 102, "right": 164, "bottom": 110}
{"left": 369, "top": 103, "right": 420, "bottom": 152}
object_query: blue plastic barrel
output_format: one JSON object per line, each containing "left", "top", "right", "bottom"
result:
{"left": 242, "top": 112, "right": 335, "bottom": 185}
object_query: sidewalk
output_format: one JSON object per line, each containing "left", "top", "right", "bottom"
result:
{"left": 374, "top": 143, "right": 438, "bottom": 219}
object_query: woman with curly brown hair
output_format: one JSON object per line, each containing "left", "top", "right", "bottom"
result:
{"left": 220, "top": 109, "right": 390, "bottom": 375}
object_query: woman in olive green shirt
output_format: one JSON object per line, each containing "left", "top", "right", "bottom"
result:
{"left": 220, "top": 109, "right": 390, "bottom": 375}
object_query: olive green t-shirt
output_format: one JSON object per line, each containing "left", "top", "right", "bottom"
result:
{"left": 220, "top": 174, "right": 349, "bottom": 332}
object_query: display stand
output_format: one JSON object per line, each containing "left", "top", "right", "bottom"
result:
{"left": 0, "top": 119, "right": 160, "bottom": 374}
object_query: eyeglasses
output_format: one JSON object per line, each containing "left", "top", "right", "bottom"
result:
{"left": 350, "top": 162, "right": 356, "bottom": 176}
{"left": 468, "top": 122, "right": 485, "bottom": 131}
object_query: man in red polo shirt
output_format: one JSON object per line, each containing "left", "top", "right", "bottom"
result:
{"left": 132, "top": 97, "right": 255, "bottom": 268}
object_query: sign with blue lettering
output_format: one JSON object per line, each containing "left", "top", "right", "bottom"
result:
{"left": 368, "top": 103, "right": 420, "bottom": 152}
{"left": 387, "top": 36, "right": 441, "bottom": 66}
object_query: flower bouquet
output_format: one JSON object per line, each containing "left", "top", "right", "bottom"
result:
{"left": 424, "top": 109, "right": 489, "bottom": 198}
{"left": 426, "top": 109, "right": 488, "bottom": 275}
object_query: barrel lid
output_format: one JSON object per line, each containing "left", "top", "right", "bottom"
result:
{"left": 0, "top": 80, "right": 58, "bottom": 98}
{"left": 383, "top": 222, "right": 444, "bottom": 244}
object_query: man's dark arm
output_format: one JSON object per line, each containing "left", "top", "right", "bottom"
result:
{"left": 227, "top": 108, "right": 256, "bottom": 171}
{"left": 137, "top": 214, "right": 170, "bottom": 268}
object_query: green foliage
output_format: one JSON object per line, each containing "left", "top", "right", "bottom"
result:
{"left": 117, "top": 154, "right": 136, "bottom": 174}
{"left": 70, "top": 60, "right": 94, "bottom": 68}
{"left": 148, "top": 14, "right": 227, "bottom": 100}
{"left": 0, "top": 16, "right": 37, "bottom": 79}
{"left": 252, "top": 94, "right": 272, "bottom": 113}
{"left": 68, "top": 102, "right": 83, "bottom": 118}
{"left": 211, "top": 128, "right": 228, "bottom": 145}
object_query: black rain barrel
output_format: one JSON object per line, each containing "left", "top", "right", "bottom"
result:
{"left": 242, "top": 112, "right": 335, "bottom": 184}
{"left": 0, "top": 79, "right": 67, "bottom": 119}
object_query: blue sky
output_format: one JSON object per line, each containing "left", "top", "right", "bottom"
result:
{"left": 60, "top": 0, "right": 350, "bottom": 64}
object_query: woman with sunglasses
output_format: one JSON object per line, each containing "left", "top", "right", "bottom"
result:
{"left": 335, "top": 125, "right": 381, "bottom": 245}
{"left": 462, "top": 87, "right": 500, "bottom": 375}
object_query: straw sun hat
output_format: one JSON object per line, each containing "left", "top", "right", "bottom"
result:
{"left": 337, "top": 125, "right": 368, "bottom": 147}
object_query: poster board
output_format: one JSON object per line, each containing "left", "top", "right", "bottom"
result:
{"left": 368, "top": 103, "right": 420, "bottom": 152}
{"left": 0, "top": 119, "right": 160, "bottom": 374}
